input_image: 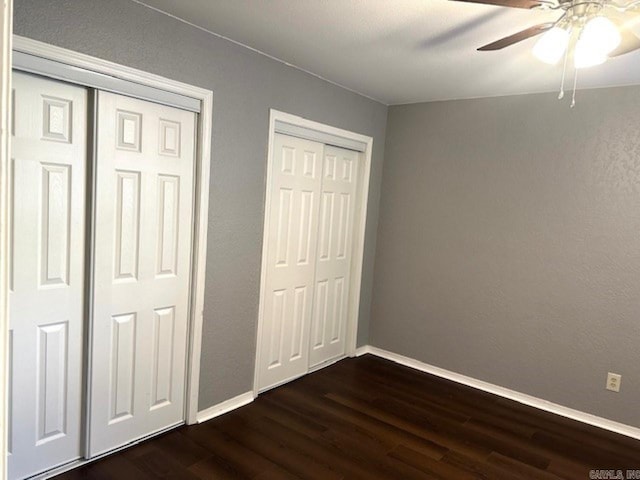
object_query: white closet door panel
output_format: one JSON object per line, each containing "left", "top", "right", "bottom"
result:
{"left": 257, "top": 134, "right": 323, "bottom": 391}
{"left": 89, "top": 91, "right": 195, "bottom": 456}
{"left": 9, "top": 71, "right": 87, "bottom": 480}
{"left": 309, "top": 146, "right": 359, "bottom": 367}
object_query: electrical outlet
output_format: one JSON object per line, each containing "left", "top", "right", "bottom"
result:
{"left": 606, "top": 372, "right": 621, "bottom": 392}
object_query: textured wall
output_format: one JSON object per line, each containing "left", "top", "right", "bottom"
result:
{"left": 373, "top": 88, "right": 640, "bottom": 427}
{"left": 14, "top": 0, "right": 387, "bottom": 409}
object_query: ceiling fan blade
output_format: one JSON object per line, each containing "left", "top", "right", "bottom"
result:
{"left": 477, "top": 23, "right": 554, "bottom": 51}
{"left": 609, "top": 18, "right": 640, "bottom": 57}
{"left": 451, "top": 0, "right": 544, "bottom": 9}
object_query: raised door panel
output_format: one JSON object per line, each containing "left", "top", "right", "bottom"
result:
{"left": 275, "top": 188, "right": 293, "bottom": 267}
{"left": 89, "top": 91, "right": 195, "bottom": 457}
{"left": 257, "top": 134, "right": 323, "bottom": 391}
{"left": 312, "top": 280, "right": 329, "bottom": 349}
{"left": 267, "top": 289, "right": 287, "bottom": 369}
{"left": 309, "top": 146, "right": 359, "bottom": 368}
{"left": 36, "top": 322, "right": 69, "bottom": 445}
{"left": 156, "top": 176, "right": 180, "bottom": 276}
{"left": 109, "top": 313, "right": 137, "bottom": 424}
{"left": 40, "top": 164, "right": 71, "bottom": 287}
{"left": 9, "top": 71, "right": 87, "bottom": 480}
{"left": 114, "top": 171, "right": 141, "bottom": 282}
{"left": 151, "top": 307, "right": 175, "bottom": 409}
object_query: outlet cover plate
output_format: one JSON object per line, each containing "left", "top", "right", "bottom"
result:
{"left": 606, "top": 372, "right": 622, "bottom": 392}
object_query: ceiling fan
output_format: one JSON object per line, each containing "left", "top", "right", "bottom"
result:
{"left": 452, "top": 0, "right": 640, "bottom": 104}
{"left": 455, "top": 0, "right": 640, "bottom": 63}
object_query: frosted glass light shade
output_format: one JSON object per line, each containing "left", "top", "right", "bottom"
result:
{"left": 532, "top": 27, "right": 570, "bottom": 64}
{"left": 580, "top": 16, "right": 621, "bottom": 55}
{"left": 574, "top": 38, "right": 607, "bottom": 68}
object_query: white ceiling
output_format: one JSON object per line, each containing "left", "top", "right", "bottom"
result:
{"left": 136, "top": 0, "right": 640, "bottom": 105}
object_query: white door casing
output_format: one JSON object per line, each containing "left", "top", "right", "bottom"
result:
{"left": 0, "top": 6, "right": 11, "bottom": 480}
{"left": 256, "top": 134, "right": 324, "bottom": 391}
{"left": 9, "top": 71, "right": 87, "bottom": 479}
{"left": 309, "top": 145, "right": 359, "bottom": 367}
{"left": 89, "top": 91, "right": 195, "bottom": 456}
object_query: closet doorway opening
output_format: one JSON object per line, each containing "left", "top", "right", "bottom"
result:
{"left": 254, "top": 110, "right": 373, "bottom": 394}
{"left": 6, "top": 36, "right": 212, "bottom": 480}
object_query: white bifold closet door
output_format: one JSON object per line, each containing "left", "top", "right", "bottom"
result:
{"left": 9, "top": 72, "right": 87, "bottom": 479}
{"left": 257, "top": 134, "right": 324, "bottom": 390}
{"left": 257, "top": 134, "right": 359, "bottom": 392}
{"left": 308, "top": 145, "right": 358, "bottom": 367}
{"left": 88, "top": 91, "right": 195, "bottom": 456}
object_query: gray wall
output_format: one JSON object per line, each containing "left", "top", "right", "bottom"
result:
{"left": 14, "top": 0, "right": 387, "bottom": 409}
{"left": 372, "top": 87, "right": 640, "bottom": 427}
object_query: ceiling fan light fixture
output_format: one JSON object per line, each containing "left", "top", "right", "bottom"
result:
{"left": 574, "top": 37, "right": 608, "bottom": 68}
{"left": 580, "top": 16, "right": 621, "bottom": 55}
{"left": 532, "top": 26, "right": 570, "bottom": 64}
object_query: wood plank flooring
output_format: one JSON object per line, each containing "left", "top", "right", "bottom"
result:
{"left": 55, "top": 355, "right": 640, "bottom": 479}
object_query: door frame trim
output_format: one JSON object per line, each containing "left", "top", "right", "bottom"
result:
{"left": 0, "top": 3, "right": 12, "bottom": 480}
{"left": 10, "top": 35, "right": 213, "bottom": 426}
{"left": 253, "top": 109, "right": 373, "bottom": 396}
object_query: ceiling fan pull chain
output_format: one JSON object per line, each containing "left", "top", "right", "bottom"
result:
{"left": 571, "top": 67, "right": 579, "bottom": 108}
{"left": 558, "top": 45, "right": 569, "bottom": 100}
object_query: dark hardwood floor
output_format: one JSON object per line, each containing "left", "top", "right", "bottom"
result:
{"left": 56, "top": 355, "right": 640, "bottom": 479}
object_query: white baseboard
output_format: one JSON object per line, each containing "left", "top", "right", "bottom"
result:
{"left": 354, "top": 345, "right": 372, "bottom": 357}
{"left": 364, "top": 345, "right": 640, "bottom": 442}
{"left": 196, "top": 391, "right": 255, "bottom": 423}
{"left": 195, "top": 347, "right": 640, "bottom": 440}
